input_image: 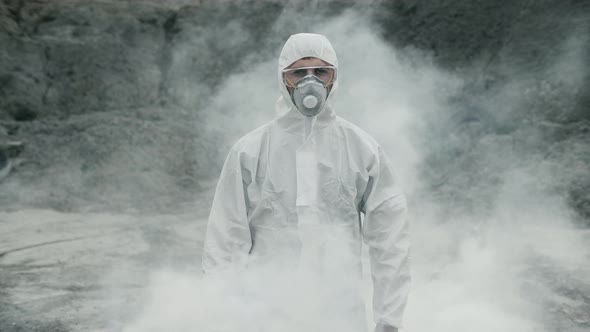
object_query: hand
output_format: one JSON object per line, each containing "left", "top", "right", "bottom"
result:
{"left": 374, "top": 324, "right": 398, "bottom": 332}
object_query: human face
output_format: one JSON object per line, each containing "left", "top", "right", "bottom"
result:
{"left": 283, "top": 57, "right": 336, "bottom": 89}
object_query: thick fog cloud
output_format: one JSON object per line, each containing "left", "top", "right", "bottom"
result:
{"left": 124, "top": 8, "right": 589, "bottom": 332}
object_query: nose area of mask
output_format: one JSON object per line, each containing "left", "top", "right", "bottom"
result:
{"left": 291, "top": 76, "right": 328, "bottom": 117}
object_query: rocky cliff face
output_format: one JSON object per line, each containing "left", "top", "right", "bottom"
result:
{"left": 376, "top": 0, "right": 590, "bottom": 225}
{"left": 0, "top": 0, "right": 588, "bottom": 221}
{"left": 0, "top": 0, "right": 286, "bottom": 210}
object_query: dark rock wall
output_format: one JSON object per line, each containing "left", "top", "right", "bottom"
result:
{"left": 0, "top": 1, "right": 288, "bottom": 211}
{"left": 377, "top": 0, "right": 589, "bottom": 70}
{"left": 1, "top": 1, "right": 188, "bottom": 211}
{"left": 376, "top": 0, "right": 590, "bottom": 225}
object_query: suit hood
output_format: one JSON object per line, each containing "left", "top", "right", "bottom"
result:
{"left": 275, "top": 33, "right": 339, "bottom": 131}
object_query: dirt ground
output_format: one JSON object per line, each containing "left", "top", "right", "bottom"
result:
{"left": 0, "top": 199, "right": 209, "bottom": 331}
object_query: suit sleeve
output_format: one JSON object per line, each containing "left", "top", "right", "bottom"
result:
{"left": 361, "top": 146, "right": 411, "bottom": 328}
{"left": 201, "top": 145, "right": 252, "bottom": 273}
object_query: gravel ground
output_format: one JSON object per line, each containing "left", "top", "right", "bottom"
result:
{"left": 0, "top": 198, "right": 209, "bottom": 331}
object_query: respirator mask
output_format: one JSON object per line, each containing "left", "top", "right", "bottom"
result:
{"left": 283, "top": 65, "right": 336, "bottom": 117}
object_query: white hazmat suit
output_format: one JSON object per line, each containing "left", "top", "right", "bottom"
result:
{"left": 202, "top": 33, "right": 410, "bottom": 330}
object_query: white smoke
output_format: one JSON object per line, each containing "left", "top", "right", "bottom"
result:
{"left": 124, "top": 8, "right": 589, "bottom": 332}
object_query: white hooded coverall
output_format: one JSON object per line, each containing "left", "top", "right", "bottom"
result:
{"left": 202, "top": 33, "right": 410, "bottom": 329}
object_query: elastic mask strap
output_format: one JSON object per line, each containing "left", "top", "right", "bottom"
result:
{"left": 284, "top": 75, "right": 298, "bottom": 89}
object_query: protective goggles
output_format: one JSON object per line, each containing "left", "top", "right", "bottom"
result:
{"left": 282, "top": 65, "right": 336, "bottom": 88}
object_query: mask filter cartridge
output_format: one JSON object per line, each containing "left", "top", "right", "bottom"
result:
{"left": 291, "top": 76, "right": 328, "bottom": 117}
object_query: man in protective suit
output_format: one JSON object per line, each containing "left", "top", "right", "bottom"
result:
{"left": 202, "top": 33, "right": 410, "bottom": 332}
